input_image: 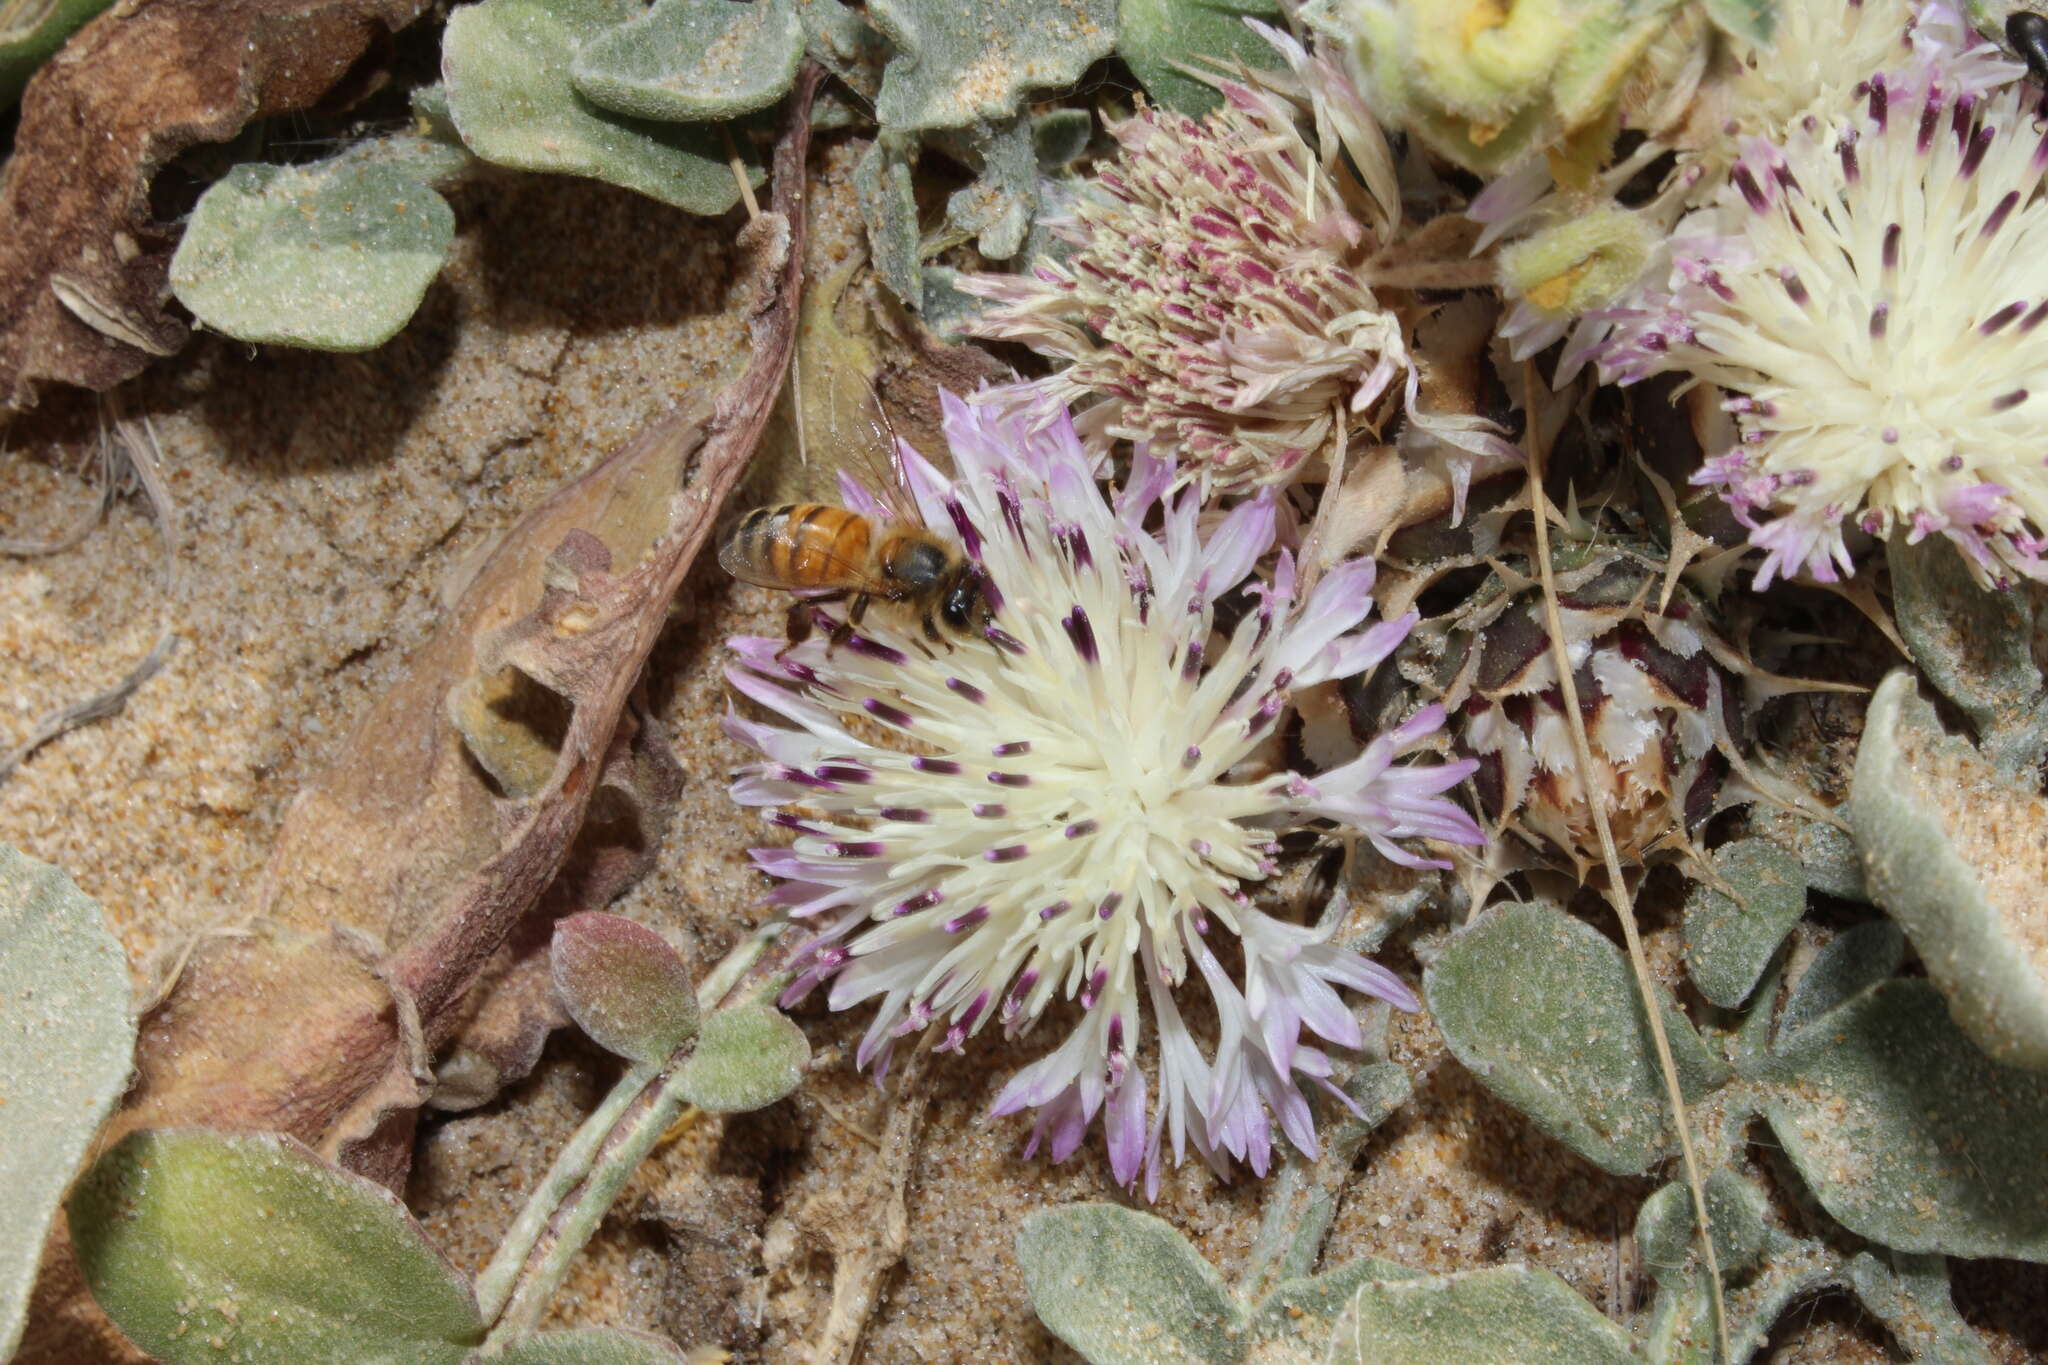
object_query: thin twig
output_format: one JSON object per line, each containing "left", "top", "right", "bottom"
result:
{"left": 1522, "top": 363, "right": 1730, "bottom": 1361}
{"left": 0, "top": 407, "right": 180, "bottom": 782}
{"left": 0, "top": 425, "right": 113, "bottom": 556}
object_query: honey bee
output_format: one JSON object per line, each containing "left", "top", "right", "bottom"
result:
{"left": 718, "top": 502, "right": 993, "bottom": 652}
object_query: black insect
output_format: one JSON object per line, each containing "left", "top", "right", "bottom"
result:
{"left": 2009, "top": 10, "right": 2048, "bottom": 85}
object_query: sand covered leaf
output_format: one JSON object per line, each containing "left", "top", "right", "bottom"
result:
{"left": 551, "top": 913, "right": 698, "bottom": 1065}
{"left": 1760, "top": 980, "right": 2048, "bottom": 1260}
{"left": 1851, "top": 670, "right": 2048, "bottom": 1068}
{"left": 1242, "top": 1254, "right": 1422, "bottom": 1361}
{"left": 1325, "top": 1263, "right": 1637, "bottom": 1364}
{"left": 69, "top": 1130, "right": 482, "bottom": 1364}
{"left": 1117, "top": 0, "right": 1282, "bottom": 114}
{"left": 868, "top": 0, "right": 1117, "bottom": 132}
{"left": 1777, "top": 920, "right": 1903, "bottom": 1042}
{"left": 1843, "top": 1253, "right": 1995, "bottom": 1365}
{"left": 855, "top": 137, "right": 921, "bottom": 304}
{"left": 672, "top": 1001, "right": 808, "bottom": 1112}
{"left": 1018, "top": 1205, "right": 1243, "bottom": 1365}
{"left": 938, "top": 117, "right": 1036, "bottom": 260}
{"left": 169, "top": 156, "right": 455, "bottom": 351}
{"left": 1634, "top": 1172, "right": 1766, "bottom": 1286}
{"left": 0, "top": 846, "right": 134, "bottom": 1358}
{"left": 488, "top": 1327, "right": 691, "bottom": 1362}
{"left": 1682, "top": 839, "right": 1804, "bottom": 1009}
{"left": 1889, "top": 531, "right": 2048, "bottom": 777}
{"left": 443, "top": 0, "right": 745, "bottom": 214}
{"left": 572, "top": 0, "right": 802, "bottom": 121}
{"left": 1425, "top": 900, "right": 1726, "bottom": 1176}
{"left": 0, "top": 0, "right": 112, "bottom": 107}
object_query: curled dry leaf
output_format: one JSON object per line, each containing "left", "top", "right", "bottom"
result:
{"left": 15, "top": 66, "right": 824, "bottom": 1364}
{"left": 0, "top": 0, "right": 435, "bottom": 410}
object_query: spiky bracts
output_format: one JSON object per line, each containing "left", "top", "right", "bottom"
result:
{"left": 1601, "top": 60, "right": 2048, "bottom": 587}
{"left": 960, "top": 79, "right": 1406, "bottom": 497}
{"left": 725, "top": 392, "right": 1482, "bottom": 1194}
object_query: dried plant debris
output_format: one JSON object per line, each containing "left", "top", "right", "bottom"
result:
{"left": 0, "top": 0, "right": 434, "bottom": 407}
{"left": 13, "top": 73, "right": 822, "bottom": 1363}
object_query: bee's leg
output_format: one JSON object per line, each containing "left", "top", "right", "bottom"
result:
{"left": 923, "top": 610, "right": 943, "bottom": 647}
{"left": 777, "top": 601, "right": 815, "bottom": 658}
{"left": 825, "top": 594, "right": 868, "bottom": 657}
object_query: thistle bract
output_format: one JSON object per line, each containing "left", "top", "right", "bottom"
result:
{"left": 723, "top": 391, "right": 1482, "bottom": 1194}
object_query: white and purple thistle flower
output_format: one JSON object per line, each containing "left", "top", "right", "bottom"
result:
{"left": 1599, "top": 52, "right": 2048, "bottom": 588}
{"left": 723, "top": 392, "right": 1482, "bottom": 1195}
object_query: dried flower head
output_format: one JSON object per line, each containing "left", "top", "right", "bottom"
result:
{"left": 724, "top": 392, "right": 1481, "bottom": 1193}
{"left": 1601, "top": 57, "right": 2048, "bottom": 587}
{"left": 960, "top": 76, "right": 1407, "bottom": 497}
{"left": 1426, "top": 545, "right": 1739, "bottom": 877}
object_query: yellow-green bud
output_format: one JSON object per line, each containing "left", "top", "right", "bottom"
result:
{"left": 1497, "top": 206, "right": 1654, "bottom": 316}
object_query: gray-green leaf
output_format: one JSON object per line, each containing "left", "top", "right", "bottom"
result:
{"left": 672, "top": 1000, "right": 808, "bottom": 1112}
{"left": 1761, "top": 980, "right": 2048, "bottom": 1261}
{"left": 1776, "top": 920, "right": 1903, "bottom": 1043}
{"left": 1682, "top": 839, "right": 1804, "bottom": 1009}
{"left": 1426, "top": 900, "right": 1726, "bottom": 1176}
{"left": 1699, "top": 0, "right": 1774, "bottom": 46}
{"left": 551, "top": 912, "right": 699, "bottom": 1066}
{"left": 485, "top": 1326, "right": 690, "bottom": 1362}
{"left": 70, "top": 1130, "right": 483, "bottom": 1364}
{"left": 1888, "top": 536, "right": 2048, "bottom": 776}
{"left": 169, "top": 157, "right": 454, "bottom": 352}
{"left": 1324, "top": 1263, "right": 1637, "bottom": 1364}
{"left": 443, "top": 0, "right": 747, "bottom": 215}
{"left": 855, "top": 137, "right": 922, "bottom": 304}
{"left": 1117, "top": 0, "right": 1283, "bottom": 115}
{"left": 571, "top": 0, "right": 803, "bottom": 122}
{"left": 0, "top": 846, "right": 135, "bottom": 1358}
{"left": 1851, "top": 670, "right": 2048, "bottom": 1069}
{"left": 1018, "top": 1204, "right": 1243, "bottom": 1365}
{"left": 868, "top": 0, "right": 1117, "bottom": 132}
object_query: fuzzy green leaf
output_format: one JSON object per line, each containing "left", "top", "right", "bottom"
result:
{"left": 1018, "top": 1205, "right": 1243, "bottom": 1365}
{"left": 1683, "top": 839, "right": 1804, "bottom": 1009}
{"left": 551, "top": 913, "right": 698, "bottom": 1065}
{"left": 571, "top": 0, "right": 803, "bottom": 122}
{"left": 1634, "top": 1172, "right": 1766, "bottom": 1289}
{"left": 855, "top": 137, "right": 922, "bottom": 304}
{"left": 1753, "top": 806, "right": 1867, "bottom": 903}
{"left": 488, "top": 1327, "right": 691, "bottom": 1362}
{"left": 1324, "top": 1263, "right": 1637, "bottom": 1364}
{"left": 672, "top": 1001, "right": 808, "bottom": 1113}
{"left": 443, "top": 0, "right": 746, "bottom": 214}
{"left": 1426, "top": 900, "right": 1727, "bottom": 1176}
{"left": 169, "top": 158, "right": 455, "bottom": 351}
{"left": 70, "top": 1130, "right": 482, "bottom": 1364}
{"left": 1118, "top": 0, "right": 1282, "bottom": 115}
{"left": 1762, "top": 980, "right": 2048, "bottom": 1260}
{"left": 0, "top": 0, "right": 111, "bottom": 107}
{"left": 1032, "top": 107, "right": 1094, "bottom": 168}
{"left": 1244, "top": 1255, "right": 1423, "bottom": 1363}
{"left": 0, "top": 846, "right": 135, "bottom": 1358}
{"left": 1844, "top": 1252, "right": 1995, "bottom": 1365}
{"left": 868, "top": 0, "right": 1117, "bottom": 132}
{"left": 1851, "top": 670, "right": 2048, "bottom": 1069}
{"left": 938, "top": 117, "right": 1037, "bottom": 260}
{"left": 1777, "top": 920, "right": 1903, "bottom": 1043}
{"left": 1888, "top": 536, "right": 2048, "bottom": 777}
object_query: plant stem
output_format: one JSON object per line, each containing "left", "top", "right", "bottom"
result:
{"left": 470, "top": 920, "right": 786, "bottom": 1342}
{"left": 1522, "top": 364, "right": 1731, "bottom": 1362}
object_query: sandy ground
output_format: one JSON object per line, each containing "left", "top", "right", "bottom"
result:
{"left": 5, "top": 137, "right": 2044, "bottom": 1364}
